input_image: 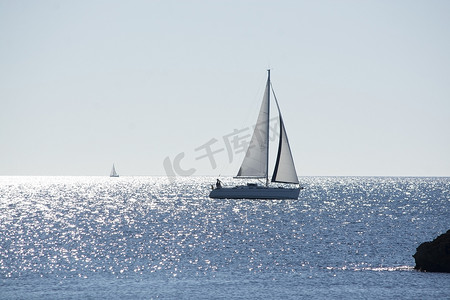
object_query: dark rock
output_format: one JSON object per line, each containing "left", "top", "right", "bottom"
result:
{"left": 413, "top": 230, "right": 450, "bottom": 273}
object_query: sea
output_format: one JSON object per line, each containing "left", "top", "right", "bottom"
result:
{"left": 0, "top": 176, "right": 449, "bottom": 299}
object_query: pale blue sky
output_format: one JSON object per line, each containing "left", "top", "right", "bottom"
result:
{"left": 1, "top": 0, "right": 449, "bottom": 176}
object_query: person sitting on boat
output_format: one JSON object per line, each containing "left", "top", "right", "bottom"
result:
{"left": 216, "top": 179, "right": 222, "bottom": 189}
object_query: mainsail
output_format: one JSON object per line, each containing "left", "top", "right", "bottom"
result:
{"left": 236, "top": 75, "right": 270, "bottom": 179}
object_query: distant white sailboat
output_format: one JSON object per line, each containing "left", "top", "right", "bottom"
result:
{"left": 110, "top": 164, "right": 119, "bottom": 177}
{"left": 209, "top": 70, "right": 302, "bottom": 200}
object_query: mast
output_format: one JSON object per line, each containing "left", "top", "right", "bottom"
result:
{"left": 265, "top": 69, "right": 270, "bottom": 186}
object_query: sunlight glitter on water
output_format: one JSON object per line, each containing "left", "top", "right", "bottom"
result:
{"left": 0, "top": 176, "right": 449, "bottom": 299}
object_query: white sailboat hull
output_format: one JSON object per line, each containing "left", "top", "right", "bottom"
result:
{"left": 209, "top": 185, "right": 301, "bottom": 200}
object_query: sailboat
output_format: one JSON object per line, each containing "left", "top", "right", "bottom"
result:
{"left": 110, "top": 164, "right": 119, "bottom": 177}
{"left": 209, "top": 70, "right": 302, "bottom": 199}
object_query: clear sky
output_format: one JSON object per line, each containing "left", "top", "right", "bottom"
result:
{"left": 1, "top": 0, "right": 449, "bottom": 177}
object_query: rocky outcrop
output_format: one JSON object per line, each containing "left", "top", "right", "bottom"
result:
{"left": 413, "top": 230, "right": 450, "bottom": 273}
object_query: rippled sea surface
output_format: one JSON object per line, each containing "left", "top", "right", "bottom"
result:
{"left": 1, "top": 176, "right": 449, "bottom": 299}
